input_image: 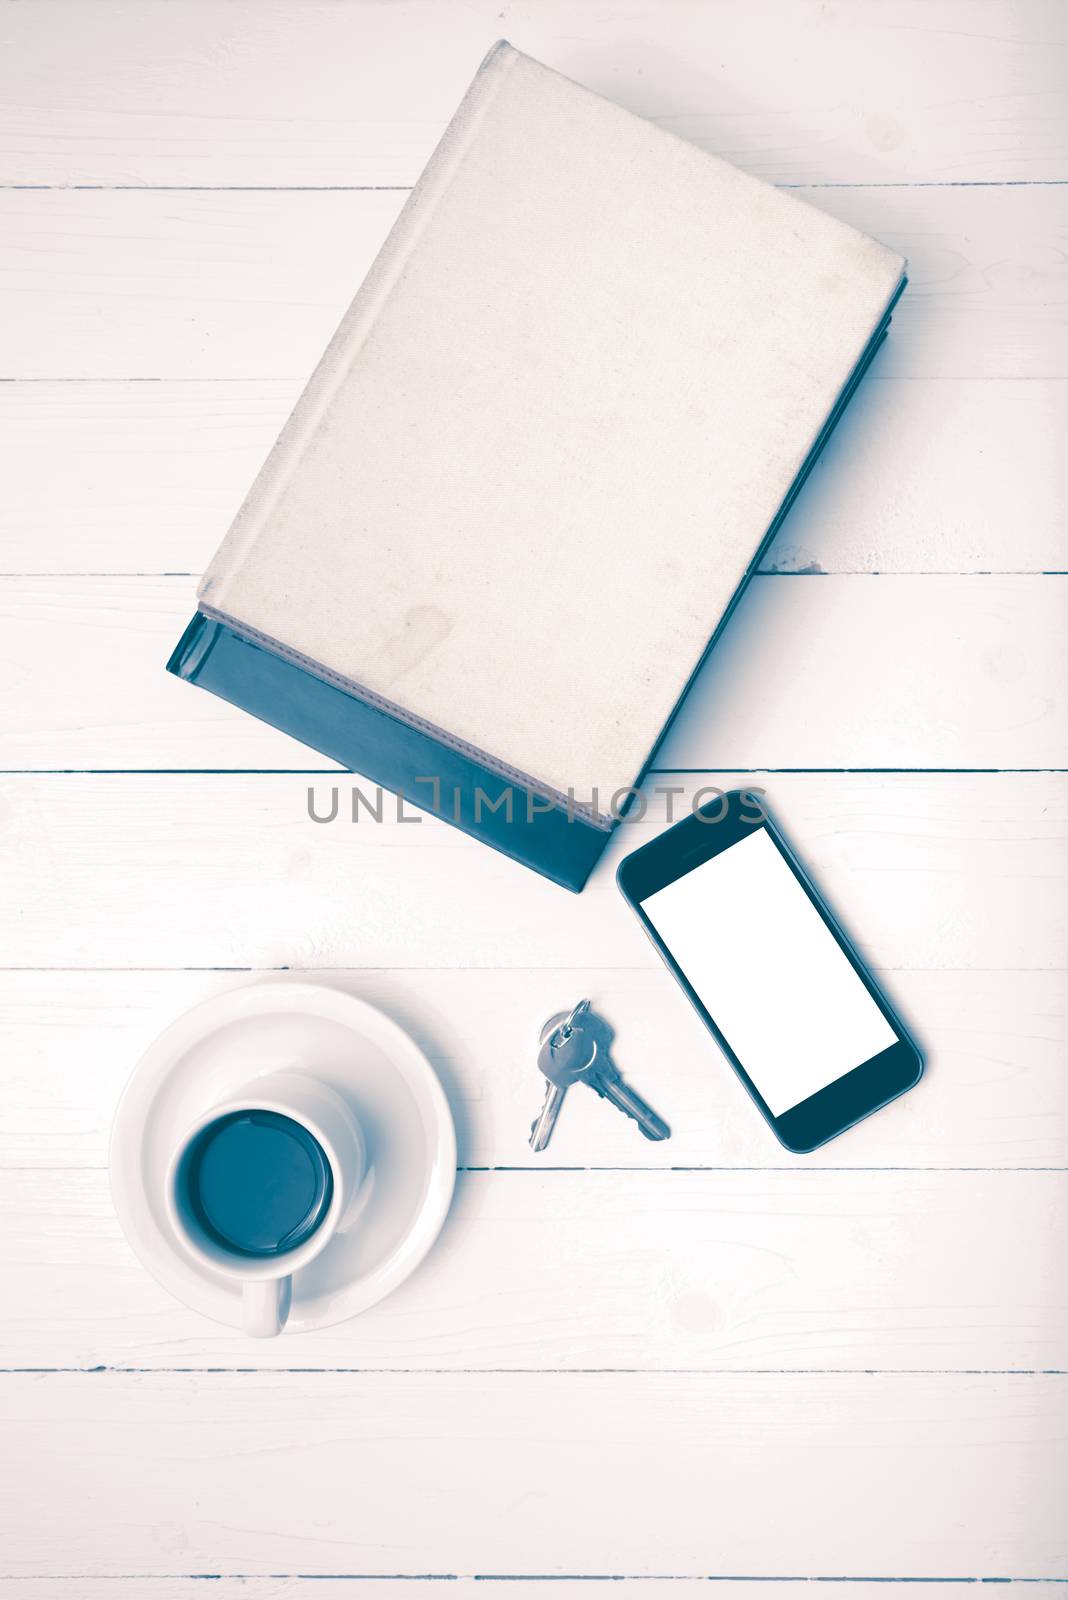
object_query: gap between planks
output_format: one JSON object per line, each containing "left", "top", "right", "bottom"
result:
{"left": 3, "top": 180, "right": 1066, "bottom": 190}
{"left": 5, "top": 1580, "right": 1067, "bottom": 1593}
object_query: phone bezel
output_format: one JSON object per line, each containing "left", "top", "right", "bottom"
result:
{"left": 616, "top": 789, "right": 923, "bottom": 1152}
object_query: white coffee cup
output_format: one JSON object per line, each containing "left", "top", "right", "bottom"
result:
{"left": 164, "top": 1071, "right": 365, "bottom": 1337}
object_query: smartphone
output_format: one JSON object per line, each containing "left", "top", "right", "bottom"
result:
{"left": 616, "top": 789, "right": 922, "bottom": 1151}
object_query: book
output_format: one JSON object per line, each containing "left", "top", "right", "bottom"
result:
{"left": 169, "top": 41, "right": 906, "bottom": 892}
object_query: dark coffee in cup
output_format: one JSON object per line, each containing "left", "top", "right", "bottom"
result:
{"left": 180, "top": 1109, "right": 333, "bottom": 1258}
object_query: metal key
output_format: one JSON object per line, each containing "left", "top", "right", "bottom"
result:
{"left": 530, "top": 1000, "right": 670, "bottom": 1147}
{"left": 575, "top": 1006, "right": 671, "bottom": 1142}
{"left": 529, "top": 999, "right": 598, "bottom": 1150}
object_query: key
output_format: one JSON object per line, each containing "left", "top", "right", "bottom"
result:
{"left": 529, "top": 1000, "right": 598, "bottom": 1151}
{"left": 529, "top": 1001, "right": 597, "bottom": 1149}
{"left": 529, "top": 1078, "right": 566, "bottom": 1153}
{"left": 589, "top": 1065, "right": 671, "bottom": 1141}
{"left": 582, "top": 1009, "right": 671, "bottom": 1143}
{"left": 531, "top": 1001, "right": 671, "bottom": 1146}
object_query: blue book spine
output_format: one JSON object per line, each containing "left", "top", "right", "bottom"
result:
{"left": 166, "top": 615, "right": 612, "bottom": 892}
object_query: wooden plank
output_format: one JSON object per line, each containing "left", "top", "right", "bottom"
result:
{"left": 662, "top": 573, "right": 1068, "bottom": 771}
{"left": 0, "top": 380, "right": 298, "bottom": 577}
{"left": 0, "top": 187, "right": 1062, "bottom": 381}
{"left": 3, "top": 1167, "right": 1065, "bottom": 1371}
{"left": 2, "top": 379, "right": 1065, "bottom": 578}
{"left": 3, "top": 574, "right": 1065, "bottom": 772}
{"left": 2, "top": 967, "right": 1064, "bottom": 1171}
{"left": 0, "top": 1371, "right": 1063, "bottom": 1576}
{"left": 759, "top": 378, "right": 1068, "bottom": 577}
{"left": 2, "top": 0, "right": 1064, "bottom": 187}
{"left": 1, "top": 774, "right": 1063, "bottom": 973}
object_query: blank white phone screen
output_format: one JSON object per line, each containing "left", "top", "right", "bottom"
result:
{"left": 641, "top": 826, "right": 897, "bottom": 1116}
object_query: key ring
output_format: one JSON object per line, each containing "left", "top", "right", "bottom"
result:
{"left": 551, "top": 996, "right": 590, "bottom": 1050}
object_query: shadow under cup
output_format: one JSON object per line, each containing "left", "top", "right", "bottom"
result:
{"left": 176, "top": 1109, "right": 334, "bottom": 1260}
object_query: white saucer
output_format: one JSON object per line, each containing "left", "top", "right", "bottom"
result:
{"left": 109, "top": 980, "right": 456, "bottom": 1333}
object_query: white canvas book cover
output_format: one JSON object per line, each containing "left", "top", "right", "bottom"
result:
{"left": 172, "top": 41, "right": 905, "bottom": 887}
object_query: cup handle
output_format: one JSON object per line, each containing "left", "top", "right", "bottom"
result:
{"left": 242, "top": 1275, "right": 292, "bottom": 1338}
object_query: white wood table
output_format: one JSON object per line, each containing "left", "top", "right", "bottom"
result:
{"left": 1, "top": 3, "right": 1065, "bottom": 1594}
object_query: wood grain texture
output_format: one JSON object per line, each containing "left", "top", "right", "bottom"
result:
{"left": 2, "top": 0, "right": 1064, "bottom": 187}
{"left": 3, "top": 575, "right": 1064, "bottom": 771}
{"left": 0, "top": 186, "right": 1063, "bottom": 381}
{"left": 1, "top": 775, "right": 1064, "bottom": 972}
{"left": 1, "top": 1372, "right": 1063, "bottom": 1576}
{"left": 3, "top": 967, "right": 1065, "bottom": 1171}
{"left": 4, "top": 1167, "right": 1066, "bottom": 1370}
{"left": 2, "top": 379, "right": 1065, "bottom": 578}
